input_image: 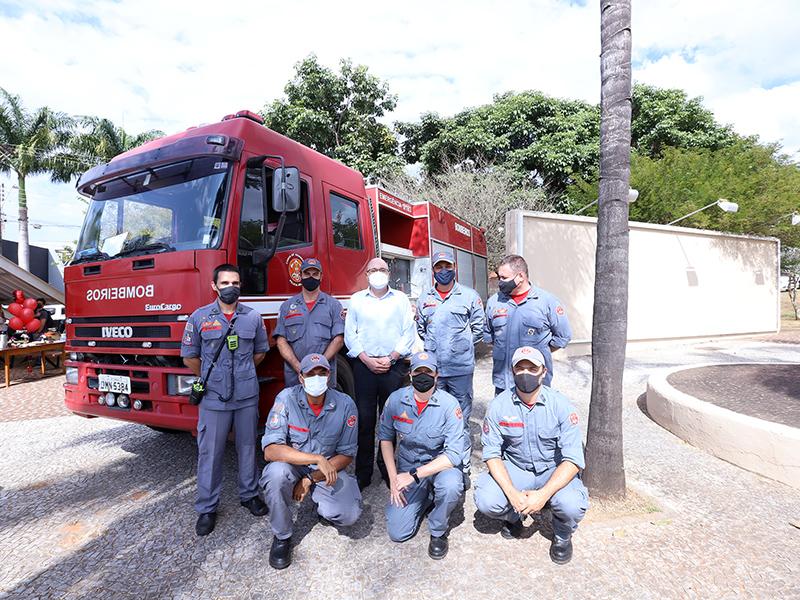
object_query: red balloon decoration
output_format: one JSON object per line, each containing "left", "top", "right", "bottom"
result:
{"left": 25, "top": 319, "right": 42, "bottom": 333}
{"left": 20, "top": 308, "right": 35, "bottom": 322}
{"left": 8, "top": 317, "right": 24, "bottom": 331}
{"left": 22, "top": 298, "right": 38, "bottom": 310}
{"left": 7, "top": 303, "right": 23, "bottom": 316}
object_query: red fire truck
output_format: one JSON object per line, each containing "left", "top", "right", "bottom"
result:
{"left": 64, "top": 110, "right": 488, "bottom": 432}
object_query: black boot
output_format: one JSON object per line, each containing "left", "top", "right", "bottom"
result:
{"left": 549, "top": 534, "right": 573, "bottom": 564}
{"left": 195, "top": 512, "right": 217, "bottom": 536}
{"left": 269, "top": 536, "right": 292, "bottom": 570}
{"left": 428, "top": 534, "right": 449, "bottom": 560}
{"left": 500, "top": 519, "right": 523, "bottom": 539}
{"left": 240, "top": 496, "right": 269, "bottom": 516}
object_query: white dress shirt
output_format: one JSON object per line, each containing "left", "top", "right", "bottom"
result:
{"left": 344, "top": 287, "right": 416, "bottom": 358}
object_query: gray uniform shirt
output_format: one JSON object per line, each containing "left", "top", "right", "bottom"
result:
{"left": 481, "top": 386, "right": 584, "bottom": 474}
{"left": 378, "top": 386, "right": 465, "bottom": 472}
{"left": 180, "top": 300, "right": 268, "bottom": 410}
{"left": 483, "top": 286, "right": 572, "bottom": 389}
{"left": 261, "top": 386, "right": 359, "bottom": 459}
{"left": 416, "top": 282, "right": 485, "bottom": 376}
{"left": 273, "top": 292, "right": 345, "bottom": 386}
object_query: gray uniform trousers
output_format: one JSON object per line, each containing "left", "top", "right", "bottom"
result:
{"left": 195, "top": 403, "right": 260, "bottom": 514}
{"left": 385, "top": 467, "right": 464, "bottom": 541}
{"left": 261, "top": 462, "right": 362, "bottom": 540}
{"left": 436, "top": 374, "right": 474, "bottom": 470}
{"left": 474, "top": 459, "right": 589, "bottom": 539}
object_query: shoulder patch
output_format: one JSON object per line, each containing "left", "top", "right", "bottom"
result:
{"left": 340, "top": 308, "right": 346, "bottom": 320}
{"left": 347, "top": 414, "right": 357, "bottom": 428}
{"left": 268, "top": 412, "right": 281, "bottom": 429}
{"left": 455, "top": 406, "right": 462, "bottom": 420}
{"left": 482, "top": 417, "right": 490, "bottom": 434}
{"left": 569, "top": 412, "right": 579, "bottom": 425}
{"left": 556, "top": 306, "right": 565, "bottom": 316}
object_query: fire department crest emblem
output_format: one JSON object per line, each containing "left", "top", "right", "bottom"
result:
{"left": 286, "top": 253, "right": 303, "bottom": 286}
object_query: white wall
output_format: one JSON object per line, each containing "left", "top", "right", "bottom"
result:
{"left": 507, "top": 211, "right": 780, "bottom": 353}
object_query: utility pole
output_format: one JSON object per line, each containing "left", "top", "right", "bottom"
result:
{"left": 0, "top": 182, "right": 4, "bottom": 243}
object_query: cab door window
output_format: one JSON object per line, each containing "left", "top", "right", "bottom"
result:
{"left": 237, "top": 166, "right": 310, "bottom": 294}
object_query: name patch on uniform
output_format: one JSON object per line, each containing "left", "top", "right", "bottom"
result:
{"left": 200, "top": 320, "right": 222, "bottom": 332}
{"left": 498, "top": 421, "right": 524, "bottom": 428}
{"left": 493, "top": 308, "right": 508, "bottom": 319}
{"left": 423, "top": 302, "right": 437, "bottom": 309}
{"left": 392, "top": 415, "right": 414, "bottom": 424}
{"left": 288, "top": 424, "right": 310, "bottom": 433}
{"left": 569, "top": 412, "right": 579, "bottom": 425}
{"left": 347, "top": 415, "right": 357, "bottom": 427}
{"left": 285, "top": 312, "right": 303, "bottom": 319}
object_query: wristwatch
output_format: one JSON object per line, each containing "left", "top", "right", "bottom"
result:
{"left": 389, "top": 356, "right": 398, "bottom": 366}
{"left": 409, "top": 468, "right": 420, "bottom": 483}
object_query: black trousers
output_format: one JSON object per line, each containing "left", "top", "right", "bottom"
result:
{"left": 352, "top": 359, "right": 408, "bottom": 486}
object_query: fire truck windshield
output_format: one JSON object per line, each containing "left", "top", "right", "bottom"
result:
{"left": 73, "top": 156, "right": 230, "bottom": 262}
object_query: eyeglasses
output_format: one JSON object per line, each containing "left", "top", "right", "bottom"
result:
{"left": 366, "top": 268, "right": 389, "bottom": 274}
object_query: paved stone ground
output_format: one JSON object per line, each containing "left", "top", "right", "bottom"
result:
{"left": 668, "top": 364, "right": 800, "bottom": 428}
{"left": 0, "top": 369, "right": 70, "bottom": 422}
{"left": 1, "top": 338, "right": 799, "bottom": 599}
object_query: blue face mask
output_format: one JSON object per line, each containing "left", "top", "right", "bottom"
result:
{"left": 434, "top": 268, "right": 456, "bottom": 286}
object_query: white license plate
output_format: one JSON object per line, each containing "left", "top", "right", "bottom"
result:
{"left": 98, "top": 374, "right": 131, "bottom": 394}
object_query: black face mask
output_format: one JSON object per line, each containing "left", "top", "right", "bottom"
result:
{"left": 301, "top": 276, "right": 321, "bottom": 291}
{"left": 498, "top": 277, "right": 518, "bottom": 296}
{"left": 514, "top": 372, "right": 543, "bottom": 394}
{"left": 411, "top": 373, "right": 436, "bottom": 393}
{"left": 218, "top": 286, "right": 241, "bottom": 305}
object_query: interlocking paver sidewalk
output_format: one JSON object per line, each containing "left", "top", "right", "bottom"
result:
{"left": 1, "top": 338, "right": 799, "bottom": 599}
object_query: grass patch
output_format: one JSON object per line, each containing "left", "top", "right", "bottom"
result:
{"left": 582, "top": 487, "right": 662, "bottom": 524}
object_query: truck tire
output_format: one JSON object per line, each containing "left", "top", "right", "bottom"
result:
{"left": 336, "top": 354, "right": 355, "bottom": 399}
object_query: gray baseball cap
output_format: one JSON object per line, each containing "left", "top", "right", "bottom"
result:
{"left": 299, "top": 353, "right": 331, "bottom": 373}
{"left": 410, "top": 351, "right": 438, "bottom": 372}
{"left": 511, "top": 346, "right": 545, "bottom": 368}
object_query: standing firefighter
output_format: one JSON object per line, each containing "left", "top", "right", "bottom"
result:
{"left": 273, "top": 257, "right": 345, "bottom": 387}
{"left": 484, "top": 254, "right": 571, "bottom": 393}
{"left": 416, "top": 249, "right": 485, "bottom": 478}
{"left": 181, "top": 263, "right": 269, "bottom": 536}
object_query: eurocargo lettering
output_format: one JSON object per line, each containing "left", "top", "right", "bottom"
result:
{"left": 63, "top": 109, "right": 488, "bottom": 434}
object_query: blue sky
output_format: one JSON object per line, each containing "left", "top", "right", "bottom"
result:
{"left": 1, "top": 0, "right": 799, "bottom": 250}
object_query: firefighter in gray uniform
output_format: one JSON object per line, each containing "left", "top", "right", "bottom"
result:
{"left": 416, "top": 249, "right": 485, "bottom": 476}
{"left": 181, "top": 263, "right": 269, "bottom": 537}
{"left": 378, "top": 351, "right": 466, "bottom": 560}
{"left": 474, "top": 346, "right": 589, "bottom": 565}
{"left": 261, "top": 353, "right": 362, "bottom": 569}
{"left": 273, "top": 257, "right": 345, "bottom": 387}
{"left": 484, "top": 254, "right": 571, "bottom": 393}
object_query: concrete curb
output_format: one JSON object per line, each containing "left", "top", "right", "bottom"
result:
{"left": 646, "top": 362, "right": 800, "bottom": 490}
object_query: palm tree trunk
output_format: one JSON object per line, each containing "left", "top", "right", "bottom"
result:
{"left": 583, "top": 0, "right": 632, "bottom": 499}
{"left": 17, "top": 173, "right": 30, "bottom": 271}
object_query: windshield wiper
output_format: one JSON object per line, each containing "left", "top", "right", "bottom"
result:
{"left": 115, "top": 242, "right": 176, "bottom": 258}
{"left": 70, "top": 249, "right": 110, "bottom": 265}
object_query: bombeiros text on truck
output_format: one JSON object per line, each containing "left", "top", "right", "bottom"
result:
{"left": 64, "top": 110, "right": 488, "bottom": 431}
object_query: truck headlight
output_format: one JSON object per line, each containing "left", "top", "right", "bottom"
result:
{"left": 65, "top": 367, "right": 79, "bottom": 385}
{"left": 167, "top": 374, "right": 198, "bottom": 395}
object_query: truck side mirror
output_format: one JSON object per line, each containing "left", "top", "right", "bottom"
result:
{"left": 272, "top": 167, "right": 301, "bottom": 213}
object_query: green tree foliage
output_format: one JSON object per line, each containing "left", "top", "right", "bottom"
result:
{"left": 568, "top": 142, "right": 800, "bottom": 247}
{"left": 631, "top": 83, "right": 738, "bottom": 158}
{"left": 262, "top": 55, "right": 402, "bottom": 178}
{"left": 69, "top": 116, "right": 163, "bottom": 165}
{"left": 396, "top": 92, "right": 600, "bottom": 201}
{"left": 0, "top": 87, "right": 75, "bottom": 270}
